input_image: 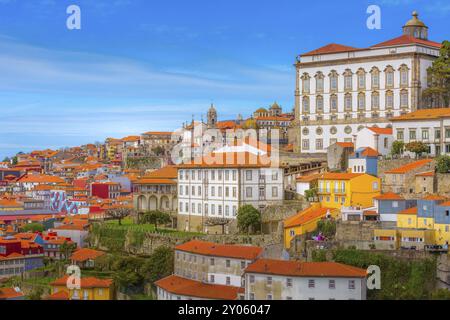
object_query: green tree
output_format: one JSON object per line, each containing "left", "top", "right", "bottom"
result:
{"left": 431, "top": 289, "right": 450, "bottom": 300}
{"left": 316, "top": 219, "right": 336, "bottom": 239}
{"left": 11, "top": 156, "right": 18, "bottom": 166}
{"left": 106, "top": 207, "right": 134, "bottom": 226}
{"left": 27, "top": 287, "right": 44, "bottom": 300}
{"left": 144, "top": 246, "right": 174, "bottom": 283}
{"left": 391, "top": 140, "right": 405, "bottom": 157}
{"left": 423, "top": 40, "right": 450, "bottom": 108}
{"left": 405, "top": 141, "right": 429, "bottom": 158}
{"left": 152, "top": 146, "right": 165, "bottom": 156}
{"left": 59, "top": 241, "right": 77, "bottom": 261}
{"left": 436, "top": 155, "right": 450, "bottom": 173}
{"left": 304, "top": 188, "right": 318, "bottom": 200}
{"left": 21, "top": 223, "right": 44, "bottom": 233}
{"left": 140, "top": 210, "right": 171, "bottom": 231}
{"left": 237, "top": 205, "right": 261, "bottom": 234}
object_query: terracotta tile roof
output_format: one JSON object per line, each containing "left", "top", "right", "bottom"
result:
{"left": 142, "top": 131, "right": 172, "bottom": 136}
{"left": 155, "top": 275, "right": 242, "bottom": 300}
{"left": 144, "top": 166, "right": 177, "bottom": 179}
{"left": 133, "top": 178, "right": 176, "bottom": 185}
{"left": 51, "top": 276, "right": 113, "bottom": 288}
{"left": 368, "top": 127, "right": 393, "bottom": 135}
{"left": 0, "top": 199, "right": 22, "bottom": 207}
{"left": 423, "top": 195, "right": 447, "bottom": 201}
{"left": 175, "top": 240, "right": 263, "bottom": 260}
{"left": 53, "top": 224, "right": 88, "bottom": 231}
{"left": 416, "top": 171, "right": 434, "bottom": 177}
{"left": 385, "top": 159, "right": 433, "bottom": 174}
{"left": 245, "top": 259, "right": 367, "bottom": 278}
{"left": 391, "top": 108, "right": 450, "bottom": 121}
{"left": 320, "top": 173, "right": 363, "bottom": 180}
{"left": 302, "top": 43, "right": 362, "bottom": 56}
{"left": 335, "top": 142, "right": 354, "bottom": 148}
{"left": 296, "top": 173, "right": 323, "bottom": 183}
{"left": 121, "top": 136, "right": 140, "bottom": 142}
{"left": 17, "top": 174, "right": 65, "bottom": 184}
{"left": 284, "top": 207, "right": 333, "bottom": 228}
{"left": 353, "top": 147, "right": 379, "bottom": 158}
{"left": 398, "top": 207, "right": 418, "bottom": 215}
{"left": 0, "top": 288, "right": 24, "bottom": 300}
{"left": 45, "top": 290, "right": 70, "bottom": 300}
{"left": 439, "top": 201, "right": 450, "bottom": 207}
{"left": 374, "top": 192, "right": 404, "bottom": 200}
{"left": 363, "top": 210, "right": 378, "bottom": 216}
{"left": 70, "top": 248, "right": 105, "bottom": 262}
{"left": 371, "top": 35, "right": 442, "bottom": 49}
{"left": 177, "top": 151, "right": 277, "bottom": 169}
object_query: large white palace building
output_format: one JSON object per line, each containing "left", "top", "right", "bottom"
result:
{"left": 292, "top": 12, "right": 442, "bottom": 153}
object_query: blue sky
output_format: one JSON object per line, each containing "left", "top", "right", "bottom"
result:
{"left": 0, "top": 0, "right": 449, "bottom": 159}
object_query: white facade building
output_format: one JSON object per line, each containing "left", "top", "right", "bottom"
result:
{"left": 391, "top": 108, "right": 450, "bottom": 156}
{"left": 244, "top": 259, "right": 367, "bottom": 300}
{"left": 177, "top": 150, "right": 284, "bottom": 232}
{"left": 354, "top": 127, "right": 394, "bottom": 156}
{"left": 293, "top": 12, "right": 442, "bottom": 154}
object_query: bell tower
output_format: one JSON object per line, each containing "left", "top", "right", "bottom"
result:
{"left": 403, "top": 11, "right": 428, "bottom": 40}
{"left": 207, "top": 103, "right": 217, "bottom": 128}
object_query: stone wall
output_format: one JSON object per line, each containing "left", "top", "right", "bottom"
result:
{"left": 261, "top": 200, "right": 308, "bottom": 235}
{"left": 437, "top": 173, "right": 450, "bottom": 196}
{"left": 378, "top": 158, "right": 421, "bottom": 180}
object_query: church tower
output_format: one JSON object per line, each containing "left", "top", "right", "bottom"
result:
{"left": 207, "top": 103, "right": 217, "bottom": 128}
{"left": 403, "top": 11, "right": 428, "bottom": 40}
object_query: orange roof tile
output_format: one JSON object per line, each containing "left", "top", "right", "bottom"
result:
{"left": 385, "top": 159, "right": 434, "bottom": 174}
{"left": 133, "top": 178, "right": 176, "bottom": 185}
{"left": 70, "top": 248, "right": 105, "bottom": 262}
{"left": 175, "top": 240, "right": 263, "bottom": 260}
{"left": 155, "top": 275, "right": 242, "bottom": 300}
{"left": 0, "top": 288, "right": 24, "bottom": 300}
{"left": 335, "top": 142, "right": 354, "bottom": 148}
{"left": 17, "top": 174, "right": 65, "bottom": 184}
{"left": 144, "top": 166, "right": 177, "bottom": 179}
{"left": 51, "top": 276, "right": 113, "bottom": 288}
{"left": 142, "top": 131, "right": 172, "bottom": 136}
{"left": 391, "top": 108, "right": 450, "bottom": 121}
{"left": 398, "top": 207, "right": 418, "bottom": 215}
{"left": 416, "top": 171, "right": 434, "bottom": 177}
{"left": 302, "top": 43, "right": 361, "bottom": 56}
{"left": 372, "top": 34, "right": 442, "bottom": 49}
{"left": 368, "top": 127, "right": 393, "bottom": 135}
{"left": 374, "top": 192, "right": 404, "bottom": 200}
{"left": 245, "top": 259, "right": 367, "bottom": 278}
{"left": 45, "top": 290, "right": 70, "bottom": 300}
{"left": 296, "top": 173, "right": 323, "bottom": 183}
{"left": 423, "top": 195, "right": 447, "bottom": 201}
{"left": 320, "top": 173, "right": 363, "bottom": 180}
{"left": 439, "top": 201, "right": 450, "bottom": 207}
{"left": 284, "top": 207, "right": 333, "bottom": 228}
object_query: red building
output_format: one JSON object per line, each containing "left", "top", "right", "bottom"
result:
{"left": 0, "top": 238, "right": 21, "bottom": 257}
{"left": 90, "top": 182, "right": 121, "bottom": 199}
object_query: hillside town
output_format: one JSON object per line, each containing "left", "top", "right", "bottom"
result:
{"left": 1, "top": 11, "right": 450, "bottom": 301}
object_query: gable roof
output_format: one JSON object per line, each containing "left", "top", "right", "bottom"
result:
{"left": 0, "top": 288, "right": 24, "bottom": 300}
{"left": 296, "top": 173, "right": 323, "bottom": 183}
{"left": 391, "top": 108, "right": 450, "bottom": 121}
{"left": 45, "top": 290, "right": 70, "bottom": 300}
{"left": 368, "top": 127, "right": 393, "bottom": 135}
{"left": 371, "top": 34, "right": 442, "bottom": 49}
{"left": 385, "top": 159, "right": 433, "bottom": 174}
{"left": 70, "top": 248, "right": 105, "bottom": 262}
{"left": 245, "top": 259, "right": 367, "bottom": 278}
{"left": 302, "top": 43, "right": 361, "bottom": 56}
{"left": 155, "top": 275, "right": 242, "bottom": 300}
{"left": 398, "top": 207, "right": 418, "bottom": 215}
{"left": 175, "top": 240, "right": 263, "bottom": 260}
{"left": 284, "top": 207, "right": 333, "bottom": 228}
{"left": 51, "top": 276, "right": 113, "bottom": 288}
{"left": 353, "top": 147, "right": 380, "bottom": 158}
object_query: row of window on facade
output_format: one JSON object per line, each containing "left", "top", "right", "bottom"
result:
{"left": 301, "top": 66, "right": 410, "bottom": 94}
{"left": 179, "top": 185, "right": 279, "bottom": 198}
{"left": 301, "top": 111, "right": 403, "bottom": 123}
{"left": 176, "top": 251, "right": 249, "bottom": 268}
{"left": 179, "top": 170, "right": 279, "bottom": 182}
{"left": 0, "top": 267, "right": 24, "bottom": 275}
{"left": 396, "top": 128, "right": 450, "bottom": 141}
{"left": 248, "top": 276, "right": 357, "bottom": 290}
{"left": 179, "top": 202, "right": 238, "bottom": 217}
{"left": 301, "top": 90, "right": 409, "bottom": 114}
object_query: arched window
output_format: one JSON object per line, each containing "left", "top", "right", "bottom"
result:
{"left": 400, "top": 90, "right": 409, "bottom": 107}
{"left": 343, "top": 69, "right": 353, "bottom": 91}
{"left": 385, "top": 90, "right": 394, "bottom": 109}
{"left": 385, "top": 66, "right": 395, "bottom": 88}
{"left": 358, "top": 93, "right": 366, "bottom": 111}
{"left": 330, "top": 94, "right": 338, "bottom": 112}
{"left": 302, "top": 96, "right": 310, "bottom": 113}
{"left": 316, "top": 95, "right": 324, "bottom": 113}
{"left": 371, "top": 91, "right": 380, "bottom": 110}
{"left": 329, "top": 70, "right": 338, "bottom": 92}
{"left": 357, "top": 68, "right": 366, "bottom": 90}
{"left": 344, "top": 93, "right": 352, "bottom": 111}
{"left": 399, "top": 64, "right": 409, "bottom": 87}
{"left": 370, "top": 67, "right": 380, "bottom": 89}
{"left": 315, "top": 72, "right": 324, "bottom": 93}
{"left": 302, "top": 73, "right": 310, "bottom": 93}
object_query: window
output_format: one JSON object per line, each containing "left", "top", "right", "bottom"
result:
{"left": 349, "top": 280, "right": 355, "bottom": 290}
{"left": 400, "top": 65, "right": 409, "bottom": 86}
{"left": 329, "top": 280, "right": 336, "bottom": 289}
{"left": 308, "top": 279, "right": 315, "bottom": 288}
{"left": 344, "top": 71, "right": 352, "bottom": 90}
{"left": 397, "top": 130, "right": 404, "bottom": 141}
{"left": 329, "top": 71, "right": 338, "bottom": 91}
{"left": 373, "top": 182, "right": 379, "bottom": 190}
{"left": 267, "top": 294, "right": 273, "bottom": 300}
{"left": 302, "top": 96, "right": 310, "bottom": 113}
{"left": 249, "top": 275, "right": 255, "bottom": 284}
{"left": 316, "top": 95, "right": 324, "bottom": 112}
{"left": 210, "top": 258, "right": 215, "bottom": 266}
{"left": 409, "top": 130, "right": 417, "bottom": 140}
{"left": 272, "top": 187, "right": 278, "bottom": 198}
{"left": 371, "top": 92, "right": 380, "bottom": 109}
{"left": 267, "top": 277, "right": 272, "bottom": 285}
{"left": 371, "top": 68, "right": 380, "bottom": 88}
{"left": 344, "top": 94, "right": 352, "bottom": 111}
{"left": 302, "top": 74, "right": 310, "bottom": 93}
{"left": 385, "top": 67, "right": 394, "bottom": 87}
{"left": 302, "top": 139, "right": 310, "bottom": 150}
{"left": 226, "top": 277, "right": 231, "bottom": 285}
{"left": 249, "top": 293, "right": 255, "bottom": 300}
{"left": 286, "top": 278, "right": 293, "bottom": 287}
{"left": 422, "top": 130, "right": 429, "bottom": 140}
{"left": 241, "top": 261, "right": 246, "bottom": 269}
{"left": 316, "top": 139, "right": 323, "bottom": 150}
{"left": 357, "top": 70, "right": 366, "bottom": 89}
{"left": 330, "top": 95, "right": 338, "bottom": 112}
{"left": 272, "top": 171, "right": 278, "bottom": 181}
{"left": 246, "top": 187, "right": 252, "bottom": 198}
{"left": 210, "top": 275, "right": 215, "bottom": 283}
{"left": 400, "top": 90, "right": 408, "bottom": 107}
{"left": 435, "top": 129, "right": 441, "bottom": 139}
{"left": 246, "top": 170, "right": 253, "bottom": 181}
{"left": 316, "top": 73, "right": 324, "bottom": 92}
{"left": 358, "top": 93, "right": 365, "bottom": 110}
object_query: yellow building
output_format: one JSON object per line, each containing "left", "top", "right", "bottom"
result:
{"left": 48, "top": 276, "right": 114, "bottom": 300}
{"left": 318, "top": 173, "right": 381, "bottom": 210}
{"left": 435, "top": 224, "right": 450, "bottom": 246}
{"left": 283, "top": 204, "right": 339, "bottom": 249}
{"left": 396, "top": 207, "right": 418, "bottom": 229}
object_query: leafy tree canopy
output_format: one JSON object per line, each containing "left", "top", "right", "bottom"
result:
{"left": 237, "top": 205, "right": 261, "bottom": 234}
